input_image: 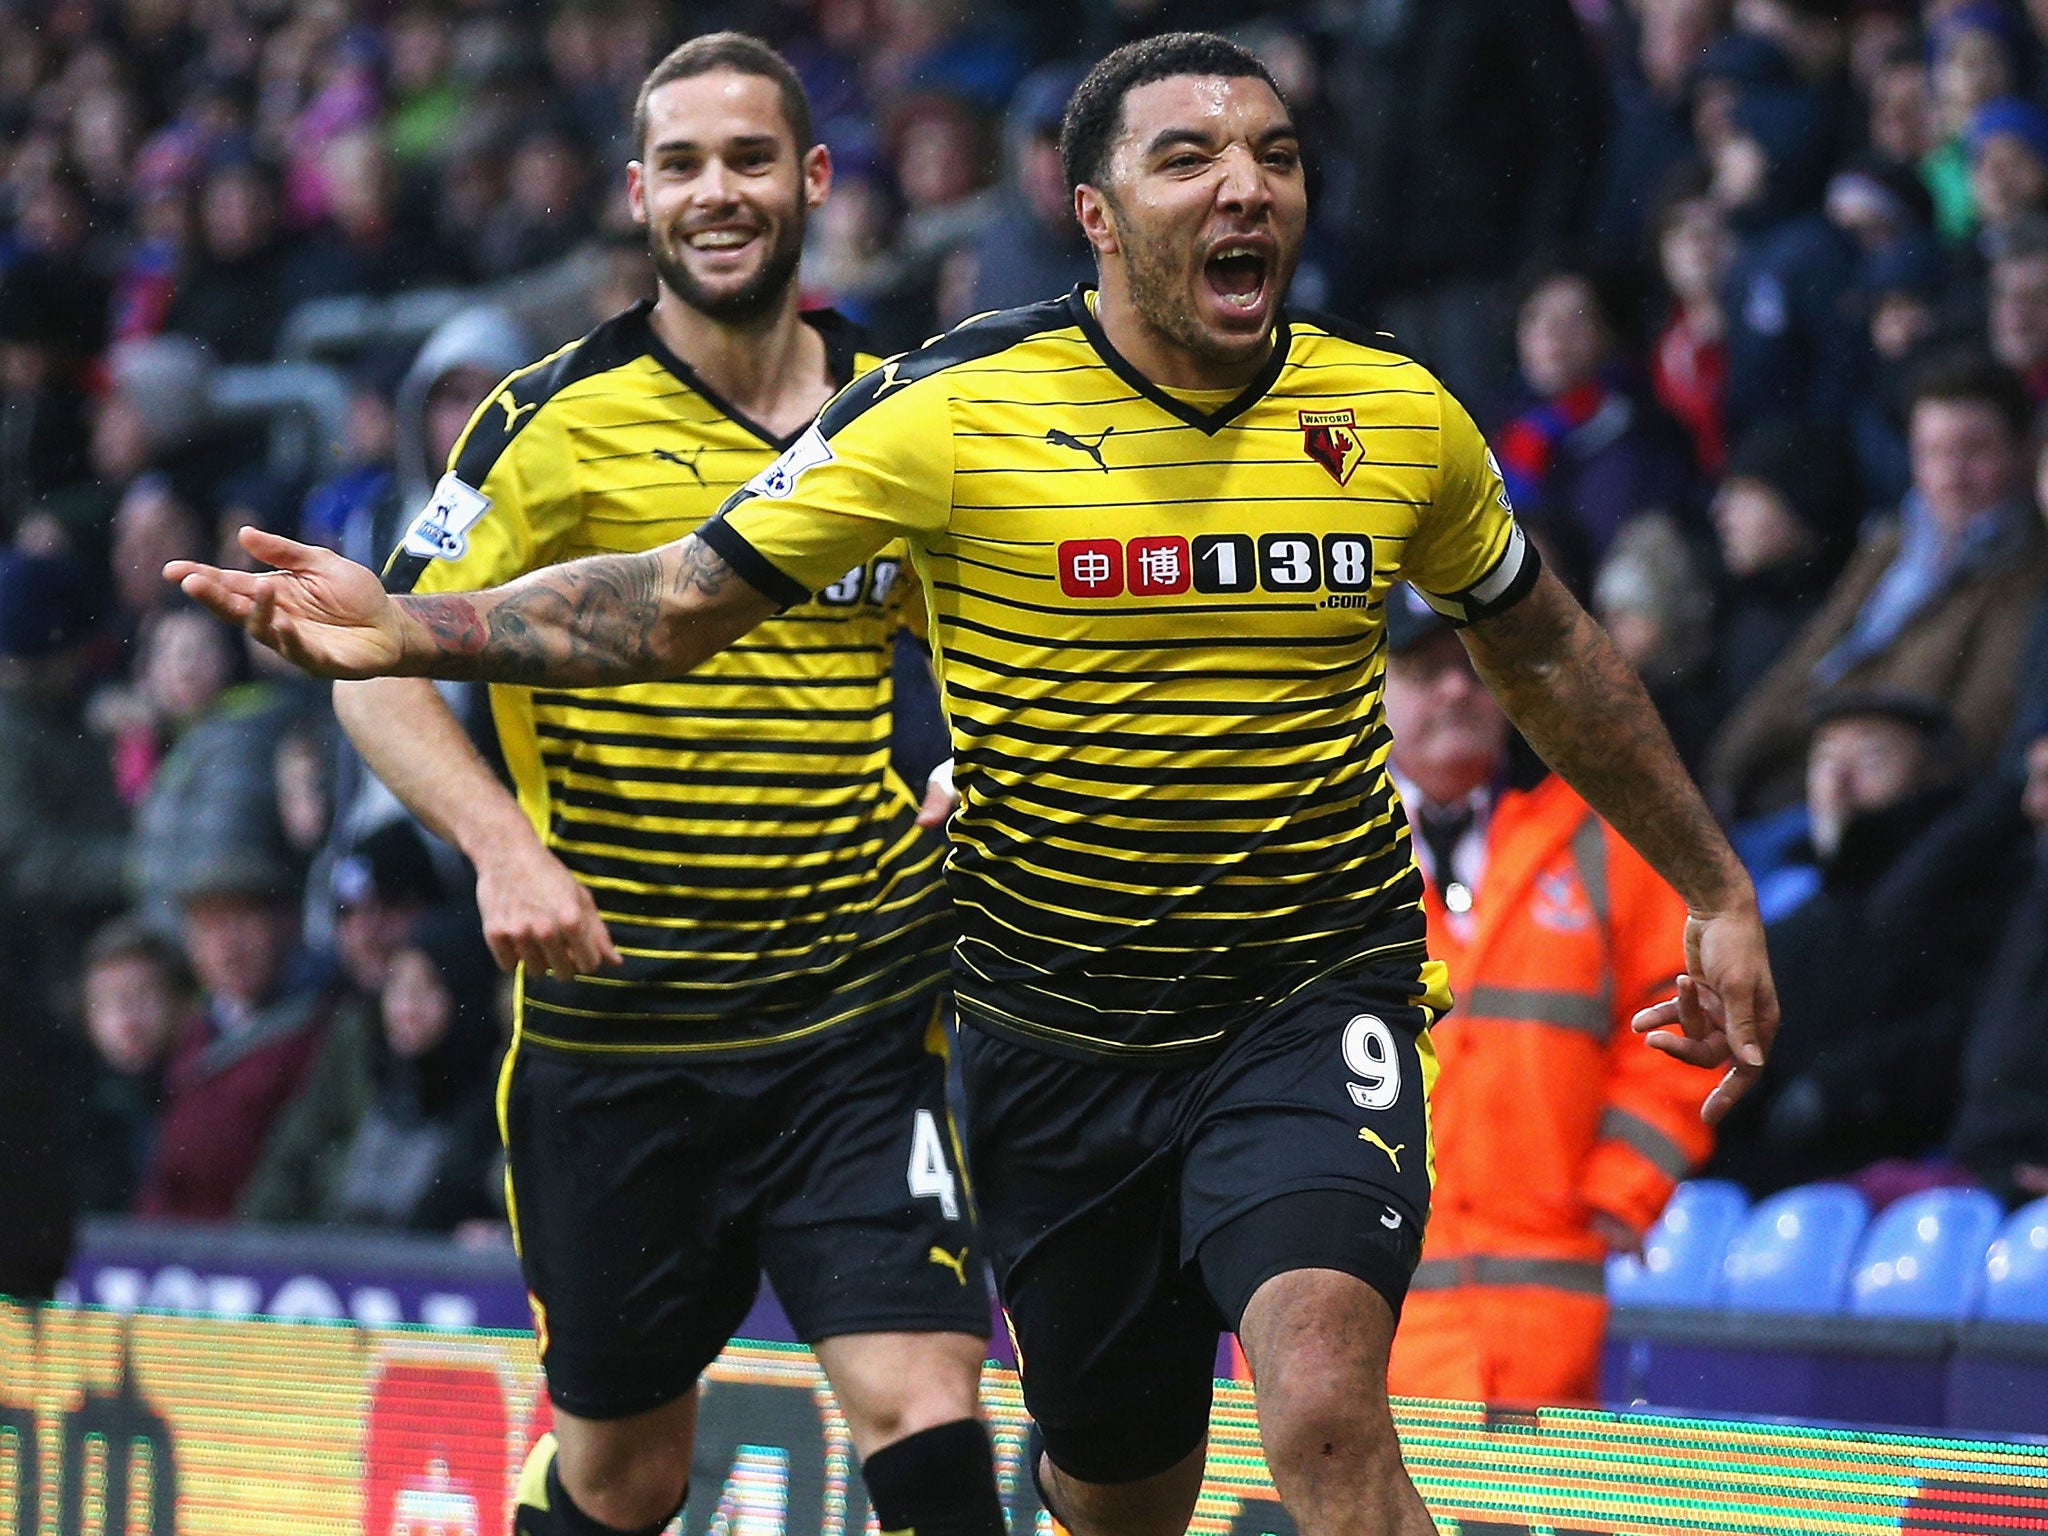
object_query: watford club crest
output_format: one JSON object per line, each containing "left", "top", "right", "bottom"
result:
{"left": 1300, "top": 408, "right": 1367, "bottom": 485}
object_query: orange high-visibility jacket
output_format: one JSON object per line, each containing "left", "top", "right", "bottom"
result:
{"left": 1415, "top": 773, "right": 1712, "bottom": 1285}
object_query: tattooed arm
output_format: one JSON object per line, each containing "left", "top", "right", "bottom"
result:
{"left": 170, "top": 528, "right": 775, "bottom": 685}
{"left": 1461, "top": 567, "right": 1779, "bottom": 1123}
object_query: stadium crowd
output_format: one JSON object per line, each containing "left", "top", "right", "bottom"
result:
{"left": 3, "top": 0, "right": 2048, "bottom": 1295}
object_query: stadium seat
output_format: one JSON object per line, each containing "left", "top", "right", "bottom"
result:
{"left": 1980, "top": 1196, "right": 2048, "bottom": 1324}
{"left": 1848, "top": 1187, "right": 2003, "bottom": 1321}
{"left": 1720, "top": 1184, "right": 1869, "bottom": 1314}
{"left": 1606, "top": 1179, "right": 1749, "bottom": 1307}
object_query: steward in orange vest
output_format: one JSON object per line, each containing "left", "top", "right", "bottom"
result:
{"left": 1380, "top": 589, "right": 1714, "bottom": 1405}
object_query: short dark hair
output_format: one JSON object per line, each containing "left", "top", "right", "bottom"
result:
{"left": 1058, "top": 31, "right": 1282, "bottom": 193}
{"left": 1905, "top": 348, "right": 2033, "bottom": 438}
{"left": 632, "top": 32, "right": 814, "bottom": 161}
{"left": 85, "top": 917, "right": 196, "bottom": 999}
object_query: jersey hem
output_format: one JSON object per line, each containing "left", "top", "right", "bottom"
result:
{"left": 514, "top": 969, "right": 947, "bottom": 1060}
{"left": 954, "top": 945, "right": 1434, "bottom": 1065}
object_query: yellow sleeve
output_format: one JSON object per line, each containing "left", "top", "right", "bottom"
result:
{"left": 699, "top": 370, "right": 955, "bottom": 604}
{"left": 383, "top": 381, "right": 581, "bottom": 597}
{"left": 1397, "top": 376, "right": 1540, "bottom": 624}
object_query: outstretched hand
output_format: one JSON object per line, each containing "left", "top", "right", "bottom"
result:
{"left": 1632, "top": 906, "right": 1780, "bottom": 1126}
{"left": 167, "top": 527, "right": 418, "bottom": 679}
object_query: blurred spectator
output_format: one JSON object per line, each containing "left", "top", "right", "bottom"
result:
{"left": 331, "top": 820, "right": 448, "bottom": 996}
{"left": 0, "top": 264, "right": 93, "bottom": 529}
{"left": 0, "top": 551, "right": 130, "bottom": 1031}
{"left": 1706, "top": 351, "right": 2048, "bottom": 818}
{"left": 1866, "top": 44, "right": 1935, "bottom": 170}
{"left": 73, "top": 918, "right": 192, "bottom": 1212}
{"left": 1965, "top": 97, "right": 2048, "bottom": 253}
{"left": 1850, "top": 235, "right": 1952, "bottom": 508}
{"left": 1651, "top": 164, "right": 1735, "bottom": 476}
{"left": 957, "top": 62, "right": 1093, "bottom": 314}
{"left": 805, "top": 159, "right": 924, "bottom": 345}
{"left": 1592, "top": 511, "right": 1718, "bottom": 768}
{"left": 1925, "top": 3, "right": 2025, "bottom": 241}
{"left": 476, "top": 124, "right": 596, "bottom": 281}
{"left": 128, "top": 628, "right": 320, "bottom": 935}
{"left": 276, "top": 717, "right": 340, "bottom": 869}
{"left": 867, "top": 0, "right": 1028, "bottom": 112}
{"left": 1708, "top": 690, "right": 2029, "bottom": 1193}
{"left": 1323, "top": 0, "right": 1605, "bottom": 421}
{"left": 385, "top": 5, "right": 468, "bottom": 169}
{"left": 1495, "top": 261, "right": 1695, "bottom": 557}
{"left": 1378, "top": 587, "right": 1709, "bottom": 1404}
{"left": 299, "top": 349, "right": 405, "bottom": 552}
{"left": 81, "top": 335, "right": 226, "bottom": 524}
{"left": 1826, "top": 153, "right": 1936, "bottom": 261}
{"left": 891, "top": 90, "right": 993, "bottom": 243}
{"left": 1989, "top": 213, "right": 2048, "bottom": 401}
{"left": 1717, "top": 83, "right": 1859, "bottom": 435}
{"left": 109, "top": 151, "right": 194, "bottom": 347}
{"left": 108, "top": 475, "right": 208, "bottom": 640}
{"left": 1949, "top": 733, "right": 2048, "bottom": 1207}
{"left": 89, "top": 603, "right": 245, "bottom": 805}
{"left": 133, "top": 849, "right": 338, "bottom": 1219}
{"left": 245, "top": 905, "right": 501, "bottom": 1230}
{"left": 211, "top": 469, "right": 303, "bottom": 574}
{"left": 165, "top": 159, "right": 293, "bottom": 363}
{"left": 1589, "top": 0, "right": 1726, "bottom": 265}
{"left": 1, "top": 166, "right": 110, "bottom": 365}
{"left": 1709, "top": 418, "right": 1860, "bottom": 719}
{"left": 285, "top": 127, "right": 456, "bottom": 301}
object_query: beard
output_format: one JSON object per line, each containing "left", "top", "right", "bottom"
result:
{"left": 649, "top": 202, "right": 806, "bottom": 324}
{"left": 1109, "top": 191, "right": 1295, "bottom": 363}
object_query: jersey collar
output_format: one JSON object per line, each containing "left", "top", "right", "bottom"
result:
{"left": 1066, "top": 284, "right": 1292, "bottom": 436}
{"left": 628, "top": 298, "right": 867, "bottom": 451}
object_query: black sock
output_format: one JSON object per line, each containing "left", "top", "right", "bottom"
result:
{"left": 519, "top": 1454, "right": 682, "bottom": 1536}
{"left": 861, "top": 1418, "right": 1004, "bottom": 1536}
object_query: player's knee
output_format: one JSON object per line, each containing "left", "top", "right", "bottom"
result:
{"left": 1256, "top": 1353, "right": 1401, "bottom": 1488}
{"left": 554, "top": 1429, "right": 691, "bottom": 1532}
{"left": 516, "top": 1432, "right": 688, "bottom": 1536}
{"left": 831, "top": 1333, "right": 987, "bottom": 1452}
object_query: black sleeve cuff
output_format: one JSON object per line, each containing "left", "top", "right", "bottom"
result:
{"left": 382, "top": 549, "right": 429, "bottom": 595}
{"left": 696, "top": 514, "right": 811, "bottom": 610}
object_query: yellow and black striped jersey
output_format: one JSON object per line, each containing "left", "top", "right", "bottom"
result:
{"left": 384, "top": 300, "right": 953, "bottom": 1057}
{"left": 700, "top": 286, "right": 1539, "bottom": 1061}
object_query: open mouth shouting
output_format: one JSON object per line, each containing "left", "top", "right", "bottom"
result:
{"left": 1200, "top": 233, "right": 1277, "bottom": 328}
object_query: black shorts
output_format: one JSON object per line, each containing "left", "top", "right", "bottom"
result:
{"left": 959, "top": 974, "right": 1434, "bottom": 1483}
{"left": 502, "top": 996, "right": 988, "bottom": 1420}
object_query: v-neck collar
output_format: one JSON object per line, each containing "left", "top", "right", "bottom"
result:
{"left": 1066, "top": 284, "right": 1291, "bottom": 436}
{"left": 631, "top": 299, "right": 864, "bottom": 450}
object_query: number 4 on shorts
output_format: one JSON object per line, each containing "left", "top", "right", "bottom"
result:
{"left": 908, "top": 1108, "right": 961, "bottom": 1220}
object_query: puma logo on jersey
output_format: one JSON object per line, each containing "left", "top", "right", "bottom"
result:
{"left": 874, "top": 359, "right": 910, "bottom": 398}
{"left": 654, "top": 447, "right": 706, "bottom": 485}
{"left": 495, "top": 392, "right": 538, "bottom": 432}
{"left": 928, "top": 1245, "right": 970, "bottom": 1285}
{"left": 1358, "top": 1126, "right": 1405, "bottom": 1172}
{"left": 1046, "top": 426, "right": 1113, "bottom": 471}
